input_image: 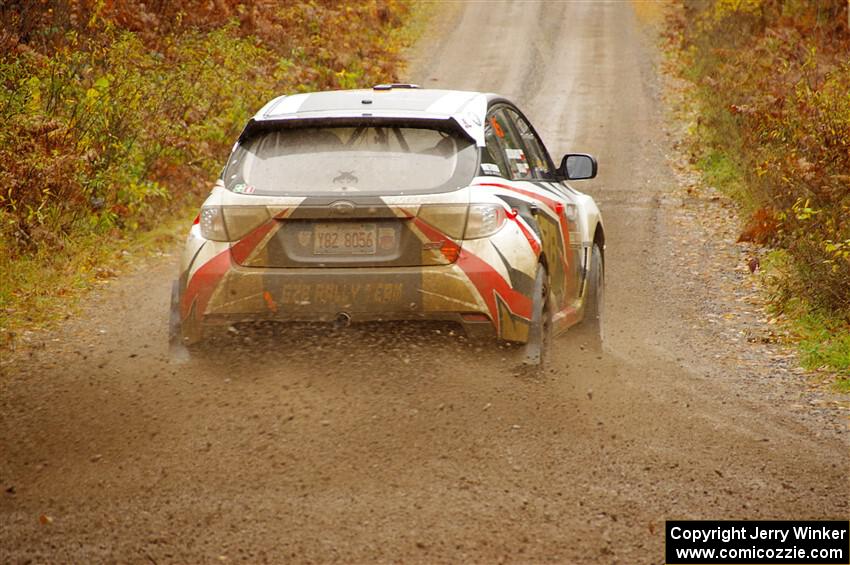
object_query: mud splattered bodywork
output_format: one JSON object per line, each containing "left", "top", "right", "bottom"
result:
{"left": 175, "top": 87, "right": 604, "bottom": 345}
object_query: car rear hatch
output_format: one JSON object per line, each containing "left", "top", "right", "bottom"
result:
{"left": 217, "top": 117, "right": 480, "bottom": 268}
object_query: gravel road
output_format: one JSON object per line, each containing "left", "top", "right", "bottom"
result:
{"left": 1, "top": 2, "right": 847, "bottom": 563}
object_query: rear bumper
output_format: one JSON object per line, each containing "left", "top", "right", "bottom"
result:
{"left": 179, "top": 258, "right": 502, "bottom": 341}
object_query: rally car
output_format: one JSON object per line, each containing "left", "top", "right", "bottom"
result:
{"left": 170, "top": 85, "right": 605, "bottom": 364}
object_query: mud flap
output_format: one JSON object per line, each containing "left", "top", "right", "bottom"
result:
{"left": 168, "top": 280, "right": 191, "bottom": 362}
{"left": 523, "top": 266, "right": 550, "bottom": 366}
{"left": 575, "top": 244, "right": 604, "bottom": 354}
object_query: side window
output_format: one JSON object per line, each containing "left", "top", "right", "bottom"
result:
{"left": 482, "top": 113, "right": 509, "bottom": 177}
{"left": 485, "top": 108, "right": 533, "bottom": 180}
{"left": 503, "top": 108, "right": 554, "bottom": 179}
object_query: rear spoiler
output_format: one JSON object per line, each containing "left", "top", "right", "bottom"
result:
{"left": 236, "top": 115, "right": 475, "bottom": 146}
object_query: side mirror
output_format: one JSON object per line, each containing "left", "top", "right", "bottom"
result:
{"left": 559, "top": 153, "right": 597, "bottom": 180}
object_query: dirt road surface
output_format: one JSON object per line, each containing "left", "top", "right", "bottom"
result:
{"left": 2, "top": 2, "right": 848, "bottom": 563}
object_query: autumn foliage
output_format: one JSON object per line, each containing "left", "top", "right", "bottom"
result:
{"left": 0, "top": 0, "right": 412, "bottom": 323}
{"left": 670, "top": 0, "right": 850, "bottom": 315}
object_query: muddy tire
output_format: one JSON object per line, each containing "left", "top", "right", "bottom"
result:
{"left": 578, "top": 243, "right": 604, "bottom": 352}
{"left": 523, "top": 264, "right": 552, "bottom": 367}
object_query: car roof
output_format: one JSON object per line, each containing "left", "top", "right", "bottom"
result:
{"left": 250, "top": 87, "right": 498, "bottom": 146}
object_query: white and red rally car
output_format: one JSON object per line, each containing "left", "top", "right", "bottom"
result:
{"left": 171, "top": 85, "right": 605, "bottom": 364}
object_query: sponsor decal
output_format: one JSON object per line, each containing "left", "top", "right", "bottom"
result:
{"left": 332, "top": 171, "right": 359, "bottom": 185}
{"left": 297, "top": 230, "right": 312, "bottom": 248}
{"left": 505, "top": 148, "right": 526, "bottom": 161}
{"left": 480, "top": 163, "right": 502, "bottom": 176}
{"left": 280, "top": 282, "right": 404, "bottom": 306}
{"left": 262, "top": 290, "right": 278, "bottom": 313}
{"left": 378, "top": 227, "right": 396, "bottom": 250}
{"left": 489, "top": 116, "right": 505, "bottom": 138}
{"left": 232, "top": 183, "right": 255, "bottom": 194}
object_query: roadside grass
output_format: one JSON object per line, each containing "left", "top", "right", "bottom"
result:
{"left": 666, "top": 0, "right": 850, "bottom": 387}
{"left": 687, "top": 88, "right": 850, "bottom": 385}
{"left": 692, "top": 134, "right": 850, "bottom": 386}
{"left": 686, "top": 93, "right": 850, "bottom": 387}
{"left": 1, "top": 204, "right": 193, "bottom": 346}
{"left": 762, "top": 248, "right": 850, "bottom": 390}
{"left": 796, "top": 314, "right": 850, "bottom": 391}
{"left": 683, "top": 49, "right": 751, "bottom": 209}
{"left": 787, "top": 304, "right": 850, "bottom": 392}
{"left": 695, "top": 149, "right": 747, "bottom": 205}
{"left": 396, "top": 0, "right": 435, "bottom": 53}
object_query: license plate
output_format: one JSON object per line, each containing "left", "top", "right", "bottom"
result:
{"left": 313, "top": 222, "right": 377, "bottom": 255}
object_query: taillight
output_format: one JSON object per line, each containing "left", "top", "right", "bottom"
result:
{"left": 464, "top": 204, "right": 508, "bottom": 239}
{"left": 224, "top": 206, "right": 271, "bottom": 240}
{"left": 415, "top": 205, "right": 465, "bottom": 265}
{"left": 417, "top": 204, "right": 467, "bottom": 239}
{"left": 199, "top": 206, "right": 227, "bottom": 241}
{"left": 198, "top": 206, "right": 269, "bottom": 242}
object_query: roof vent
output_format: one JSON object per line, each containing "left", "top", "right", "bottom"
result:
{"left": 373, "top": 83, "right": 421, "bottom": 91}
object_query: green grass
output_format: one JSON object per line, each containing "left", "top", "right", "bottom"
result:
{"left": 696, "top": 149, "right": 745, "bottom": 197}
{"left": 0, "top": 205, "right": 193, "bottom": 346}
{"left": 758, "top": 251, "right": 850, "bottom": 388}
{"left": 395, "top": 0, "right": 435, "bottom": 50}
{"left": 794, "top": 309, "right": 850, "bottom": 384}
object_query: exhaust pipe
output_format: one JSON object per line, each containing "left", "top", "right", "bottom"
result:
{"left": 334, "top": 312, "right": 352, "bottom": 329}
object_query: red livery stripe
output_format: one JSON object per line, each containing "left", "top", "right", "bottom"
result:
{"left": 474, "top": 181, "right": 570, "bottom": 270}
{"left": 511, "top": 214, "right": 541, "bottom": 256}
{"left": 412, "top": 216, "right": 532, "bottom": 331}
{"left": 181, "top": 220, "right": 277, "bottom": 321}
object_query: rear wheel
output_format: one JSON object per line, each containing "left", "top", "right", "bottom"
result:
{"left": 523, "top": 264, "right": 552, "bottom": 367}
{"left": 577, "top": 243, "right": 604, "bottom": 352}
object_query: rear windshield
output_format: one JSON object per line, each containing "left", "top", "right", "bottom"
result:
{"left": 223, "top": 125, "right": 479, "bottom": 196}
